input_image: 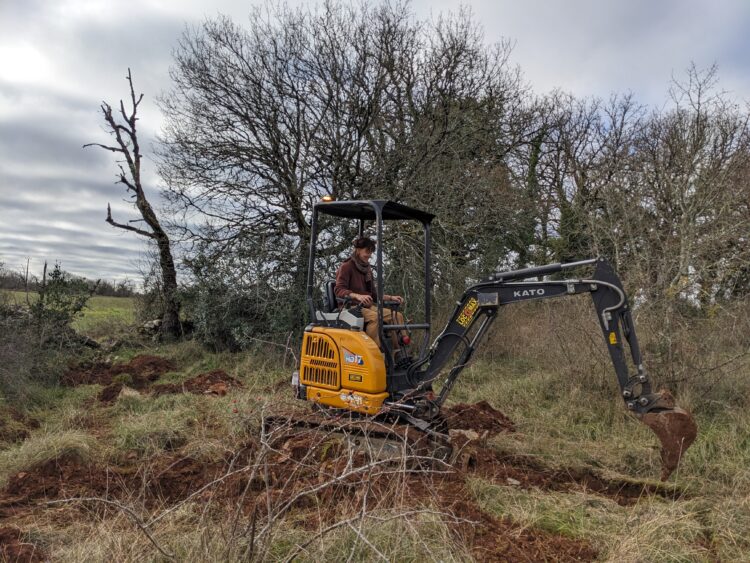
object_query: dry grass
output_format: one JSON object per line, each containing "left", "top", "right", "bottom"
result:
{"left": 0, "top": 429, "right": 97, "bottom": 487}
{"left": 1, "top": 297, "right": 749, "bottom": 560}
{"left": 469, "top": 477, "right": 715, "bottom": 561}
{"left": 41, "top": 503, "right": 467, "bottom": 562}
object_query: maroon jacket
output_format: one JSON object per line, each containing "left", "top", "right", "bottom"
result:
{"left": 335, "top": 258, "right": 376, "bottom": 303}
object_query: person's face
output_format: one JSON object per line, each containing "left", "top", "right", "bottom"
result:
{"left": 356, "top": 246, "right": 374, "bottom": 263}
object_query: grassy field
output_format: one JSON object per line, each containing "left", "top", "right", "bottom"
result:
{"left": 2, "top": 290, "right": 136, "bottom": 337}
{"left": 0, "top": 300, "right": 748, "bottom": 561}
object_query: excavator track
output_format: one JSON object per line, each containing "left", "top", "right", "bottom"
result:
{"left": 262, "top": 410, "right": 453, "bottom": 464}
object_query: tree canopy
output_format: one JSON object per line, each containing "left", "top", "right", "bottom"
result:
{"left": 157, "top": 2, "right": 750, "bottom": 346}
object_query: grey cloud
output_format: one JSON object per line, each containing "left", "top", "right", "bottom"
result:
{"left": 0, "top": 0, "right": 178, "bottom": 282}
{"left": 410, "top": 0, "right": 750, "bottom": 104}
{"left": 0, "top": 211, "right": 148, "bottom": 282}
{"left": 1, "top": 161, "right": 157, "bottom": 282}
{"left": 55, "top": 15, "right": 184, "bottom": 101}
{"left": 0, "top": 170, "right": 149, "bottom": 214}
{"left": 0, "top": 80, "right": 93, "bottom": 115}
{"left": 2, "top": 0, "right": 750, "bottom": 284}
{"left": 0, "top": 232, "right": 146, "bottom": 281}
{"left": 0, "top": 117, "right": 108, "bottom": 169}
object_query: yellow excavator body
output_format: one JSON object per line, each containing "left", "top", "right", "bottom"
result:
{"left": 299, "top": 327, "right": 388, "bottom": 414}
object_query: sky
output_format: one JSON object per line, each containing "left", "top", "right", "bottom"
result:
{"left": 1, "top": 0, "right": 749, "bottom": 283}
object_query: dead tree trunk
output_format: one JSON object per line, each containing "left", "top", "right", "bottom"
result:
{"left": 85, "top": 69, "right": 181, "bottom": 339}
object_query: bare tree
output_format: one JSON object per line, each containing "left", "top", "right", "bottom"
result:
{"left": 158, "top": 2, "right": 529, "bottom": 342}
{"left": 156, "top": 2, "right": 750, "bottom": 349}
{"left": 86, "top": 69, "right": 181, "bottom": 339}
{"left": 630, "top": 64, "right": 750, "bottom": 305}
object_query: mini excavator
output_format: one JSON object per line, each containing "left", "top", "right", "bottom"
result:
{"left": 282, "top": 199, "right": 697, "bottom": 480}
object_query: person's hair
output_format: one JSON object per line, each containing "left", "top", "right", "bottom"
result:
{"left": 353, "top": 237, "right": 376, "bottom": 251}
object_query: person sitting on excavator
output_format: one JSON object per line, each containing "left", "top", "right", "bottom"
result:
{"left": 335, "top": 236, "right": 406, "bottom": 351}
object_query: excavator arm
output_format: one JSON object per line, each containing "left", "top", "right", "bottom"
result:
{"left": 403, "top": 257, "right": 697, "bottom": 480}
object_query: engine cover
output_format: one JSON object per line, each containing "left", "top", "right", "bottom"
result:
{"left": 299, "top": 327, "right": 388, "bottom": 414}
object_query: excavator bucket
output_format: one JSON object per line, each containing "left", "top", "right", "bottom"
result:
{"left": 636, "top": 391, "right": 698, "bottom": 481}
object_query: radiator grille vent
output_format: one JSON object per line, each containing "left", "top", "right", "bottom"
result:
{"left": 301, "top": 334, "right": 340, "bottom": 389}
{"left": 302, "top": 365, "right": 338, "bottom": 388}
{"left": 305, "top": 336, "right": 335, "bottom": 359}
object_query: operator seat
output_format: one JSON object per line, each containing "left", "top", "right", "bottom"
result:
{"left": 324, "top": 280, "right": 337, "bottom": 313}
{"left": 315, "top": 280, "right": 364, "bottom": 330}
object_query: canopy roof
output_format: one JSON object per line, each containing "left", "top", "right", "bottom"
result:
{"left": 315, "top": 199, "right": 434, "bottom": 224}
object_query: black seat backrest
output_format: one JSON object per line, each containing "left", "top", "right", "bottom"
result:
{"left": 323, "top": 280, "right": 337, "bottom": 313}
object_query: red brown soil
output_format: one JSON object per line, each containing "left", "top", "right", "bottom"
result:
{"left": 442, "top": 402, "right": 677, "bottom": 505}
{"left": 0, "top": 527, "right": 45, "bottom": 563}
{"left": 456, "top": 503, "right": 597, "bottom": 562}
{"left": 265, "top": 429, "right": 597, "bottom": 561}
{"left": 62, "top": 355, "right": 175, "bottom": 388}
{"left": 443, "top": 400, "right": 516, "bottom": 434}
{"left": 459, "top": 444, "right": 678, "bottom": 506}
{"left": 151, "top": 370, "right": 243, "bottom": 397}
{"left": 97, "top": 382, "right": 124, "bottom": 403}
{"left": 0, "top": 452, "right": 250, "bottom": 519}
{"left": 0, "top": 443, "right": 599, "bottom": 562}
{"left": 404, "top": 477, "right": 597, "bottom": 562}
{"left": 1, "top": 455, "right": 123, "bottom": 515}
{"left": 0, "top": 427, "right": 602, "bottom": 562}
{"left": 0, "top": 403, "right": 681, "bottom": 560}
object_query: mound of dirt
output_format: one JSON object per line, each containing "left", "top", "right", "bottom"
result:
{"left": 61, "top": 361, "right": 112, "bottom": 386}
{"left": 147, "top": 457, "right": 224, "bottom": 501}
{"left": 0, "top": 424, "right": 603, "bottom": 561}
{"left": 0, "top": 527, "right": 45, "bottom": 563}
{"left": 430, "top": 483, "right": 597, "bottom": 562}
{"left": 97, "top": 382, "right": 124, "bottom": 404}
{"left": 1, "top": 454, "right": 114, "bottom": 511}
{"left": 264, "top": 428, "right": 597, "bottom": 561}
{"left": 443, "top": 400, "right": 516, "bottom": 434}
{"left": 0, "top": 453, "right": 229, "bottom": 512}
{"left": 5, "top": 402, "right": 685, "bottom": 561}
{"left": 63, "top": 355, "right": 175, "bottom": 388}
{"left": 151, "top": 370, "right": 243, "bottom": 397}
{"left": 458, "top": 444, "right": 679, "bottom": 506}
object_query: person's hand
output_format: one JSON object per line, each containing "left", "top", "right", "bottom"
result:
{"left": 353, "top": 293, "right": 373, "bottom": 306}
{"left": 389, "top": 295, "right": 404, "bottom": 305}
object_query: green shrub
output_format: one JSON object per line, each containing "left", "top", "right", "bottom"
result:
{"left": 0, "top": 263, "right": 95, "bottom": 404}
{"left": 30, "top": 263, "right": 93, "bottom": 345}
{"left": 180, "top": 255, "right": 295, "bottom": 351}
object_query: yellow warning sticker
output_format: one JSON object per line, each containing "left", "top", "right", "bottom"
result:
{"left": 456, "top": 297, "right": 479, "bottom": 327}
{"left": 609, "top": 331, "right": 617, "bottom": 345}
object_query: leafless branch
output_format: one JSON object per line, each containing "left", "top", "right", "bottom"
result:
{"left": 45, "top": 497, "right": 174, "bottom": 559}
{"left": 82, "top": 142, "right": 125, "bottom": 153}
{"left": 282, "top": 508, "right": 474, "bottom": 563}
{"left": 106, "top": 203, "right": 155, "bottom": 238}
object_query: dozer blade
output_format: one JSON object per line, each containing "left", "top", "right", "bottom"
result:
{"left": 636, "top": 391, "right": 698, "bottom": 481}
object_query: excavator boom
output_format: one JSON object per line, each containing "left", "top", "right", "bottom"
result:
{"left": 397, "top": 258, "right": 696, "bottom": 480}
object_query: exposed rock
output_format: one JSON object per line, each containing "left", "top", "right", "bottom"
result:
{"left": 138, "top": 319, "right": 162, "bottom": 335}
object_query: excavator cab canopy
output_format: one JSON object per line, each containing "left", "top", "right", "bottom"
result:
{"left": 306, "top": 199, "right": 435, "bottom": 369}
{"left": 315, "top": 200, "right": 435, "bottom": 223}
